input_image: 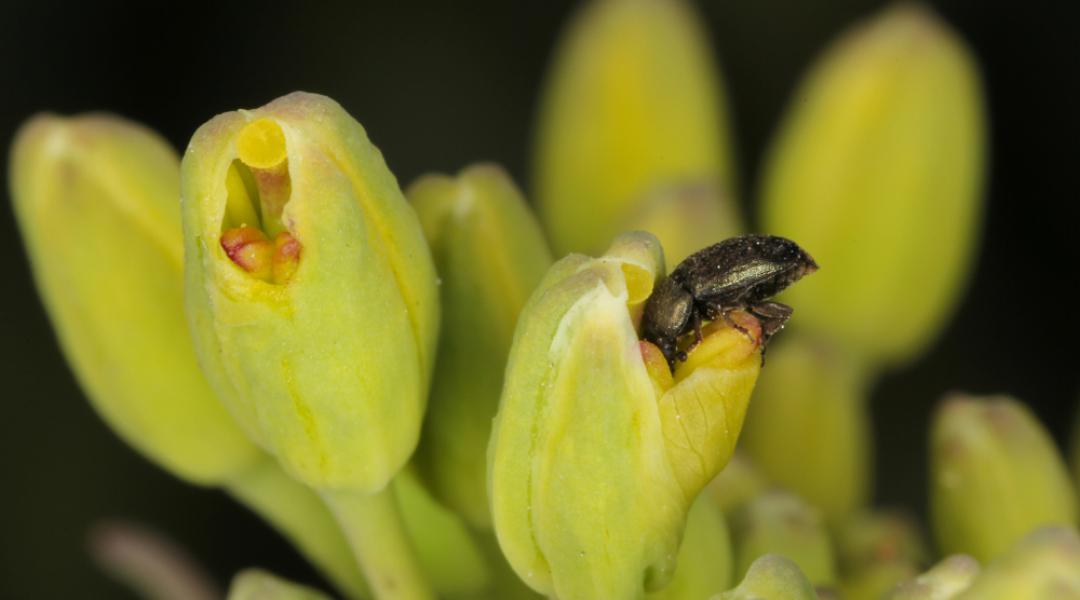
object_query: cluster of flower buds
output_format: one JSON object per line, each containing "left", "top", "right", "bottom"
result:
{"left": 11, "top": 0, "right": 1080, "bottom": 598}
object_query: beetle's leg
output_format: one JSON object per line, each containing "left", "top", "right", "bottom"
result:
{"left": 747, "top": 301, "right": 794, "bottom": 366}
{"left": 681, "top": 311, "right": 705, "bottom": 358}
{"left": 748, "top": 301, "right": 793, "bottom": 342}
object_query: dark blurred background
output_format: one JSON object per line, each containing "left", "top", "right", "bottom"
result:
{"left": 1, "top": 1, "right": 1076, "bottom": 597}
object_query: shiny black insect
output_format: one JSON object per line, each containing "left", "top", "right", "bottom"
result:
{"left": 641, "top": 234, "right": 818, "bottom": 367}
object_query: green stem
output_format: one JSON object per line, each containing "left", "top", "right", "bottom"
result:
{"left": 225, "top": 458, "right": 369, "bottom": 599}
{"left": 322, "top": 486, "right": 435, "bottom": 600}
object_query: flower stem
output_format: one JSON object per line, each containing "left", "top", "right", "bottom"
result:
{"left": 323, "top": 485, "right": 435, "bottom": 600}
{"left": 225, "top": 459, "right": 369, "bottom": 599}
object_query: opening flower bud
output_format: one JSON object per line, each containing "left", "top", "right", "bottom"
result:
{"left": 182, "top": 92, "right": 439, "bottom": 493}
{"left": 488, "top": 231, "right": 764, "bottom": 599}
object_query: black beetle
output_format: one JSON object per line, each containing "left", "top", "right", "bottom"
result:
{"left": 641, "top": 234, "right": 818, "bottom": 367}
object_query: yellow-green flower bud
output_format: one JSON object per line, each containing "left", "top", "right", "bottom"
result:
{"left": 844, "top": 563, "right": 919, "bottom": 600}
{"left": 9, "top": 113, "right": 261, "bottom": 484}
{"left": 731, "top": 491, "right": 836, "bottom": 586}
{"left": 648, "top": 494, "right": 734, "bottom": 599}
{"left": 760, "top": 3, "right": 986, "bottom": 366}
{"left": 10, "top": 113, "right": 368, "bottom": 599}
{"left": 836, "top": 511, "right": 929, "bottom": 600}
{"left": 228, "top": 569, "right": 332, "bottom": 600}
{"left": 624, "top": 181, "right": 742, "bottom": 266}
{"left": 930, "top": 394, "right": 1078, "bottom": 562}
{"left": 1070, "top": 399, "right": 1080, "bottom": 495}
{"left": 955, "top": 527, "right": 1080, "bottom": 600}
{"left": 534, "top": 0, "right": 738, "bottom": 257}
{"left": 713, "top": 555, "right": 817, "bottom": 600}
{"left": 407, "top": 164, "right": 552, "bottom": 529}
{"left": 886, "top": 555, "right": 980, "bottom": 600}
{"left": 836, "top": 510, "right": 929, "bottom": 576}
{"left": 741, "top": 335, "right": 871, "bottom": 521}
{"left": 706, "top": 453, "right": 770, "bottom": 517}
{"left": 181, "top": 92, "right": 439, "bottom": 492}
{"left": 488, "top": 232, "right": 763, "bottom": 599}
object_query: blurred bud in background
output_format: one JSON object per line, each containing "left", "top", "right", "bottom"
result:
{"left": 730, "top": 490, "right": 836, "bottom": 587}
{"left": 10, "top": 114, "right": 260, "bottom": 485}
{"left": 759, "top": 2, "right": 986, "bottom": 367}
{"left": 884, "top": 554, "right": 980, "bottom": 600}
{"left": 489, "top": 232, "right": 763, "bottom": 599}
{"left": 953, "top": 527, "right": 1080, "bottom": 599}
{"left": 713, "top": 555, "right": 818, "bottom": 600}
{"left": 844, "top": 562, "right": 918, "bottom": 600}
{"left": 836, "top": 510, "right": 929, "bottom": 575}
{"left": 9, "top": 114, "right": 367, "bottom": 598}
{"left": 741, "top": 336, "right": 871, "bottom": 521}
{"left": 533, "top": 0, "right": 739, "bottom": 257}
{"left": 930, "top": 394, "right": 1078, "bottom": 563}
{"left": 647, "top": 494, "right": 734, "bottom": 600}
{"left": 407, "top": 164, "right": 552, "bottom": 529}
{"left": 622, "top": 181, "right": 742, "bottom": 265}
{"left": 182, "top": 92, "right": 439, "bottom": 493}
{"left": 835, "top": 510, "right": 929, "bottom": 600}
{"left": 706, "top": 453, "right": 770, "bottom": 517}
{"left": 1070, "top": 396, "right": 1080, "bottom": 495}
{"left": 227, "top": 569, "right": 331, "bottom": 600}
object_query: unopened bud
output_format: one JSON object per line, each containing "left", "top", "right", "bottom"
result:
{"left": 534, "top": 0, "right": 738, "bottom": 257}
{"left": 713, "top": 555, "right": 817, "bottom": 600}
{"left": 930, "top": 394, "right": 1078, "bottom": 562}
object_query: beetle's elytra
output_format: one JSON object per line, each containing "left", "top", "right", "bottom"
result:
{"left": 641, "top": 234, "right": 818, "bottom": 367}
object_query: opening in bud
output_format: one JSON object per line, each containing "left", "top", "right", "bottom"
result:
{"left": 220, "top": 118, "right": 301, "bottom": 283}
{"left": 673, "top": 311, "right": 762, "bottom": 382}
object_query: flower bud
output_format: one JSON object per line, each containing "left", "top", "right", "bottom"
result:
{"left": 741, "top": 335, "right": 871, "bottom": 521}
{"left": 623, "top": 181, "right": 742, "bottom": 266}
{"left": 9, "top": 114, "right": 261, "bottom": 484}
{"left": 10, "top": 113, "right": 368, "bottom": 599}
{"left": 836, "top": 511, "right": 929, "bottom": 600}
{"left": 228, "top": 569, "right": 331, "bottom": 600}
{"left": 488, "top": 232, "right": 763, "bottom": 599}
{"left": 534, "top": 0, "right": 738, "bottom": 257}
{"left": 407, "top": 164, "right": 552, "bottom": 529}
{"left": 730, "top": 491, "right": 837, "bottom": 586}
{"left": 843, "top": 563, "right": 919, "bottom": 600}
{"left": 713, "top": 555, "right": 817, "bottom": 600}
{"left": 930, "top": 394, "right": 1078, "bottom": 562}
{"left": 836, "top": 510, "right": 929, "bottom": 576}
{"left": 706, "top": 453, "right": 770, "bottom": 516}
{"left": 182, "top": 92, "right": 439, "bottom": 492}
{"left": 885, "top": 555, "right": 980, "bottom": 600}
{"left": 648, "top": 494, "right": 734, "bottom": 599}
{"left": 760, "top": 3, "right": 986, "bottom": 366}
{"left": 955, "top": 527, "right": 1080, "bottom": 600}
{"left": 1070, "top": 400, "right": 1080, "bottom": 494}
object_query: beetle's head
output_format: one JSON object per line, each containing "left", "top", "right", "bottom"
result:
{"left": 761, "top": 236, "right": 818, "bottom": 279}
{"left": 641, "top": 276, "right": 694, "bottom": 365}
